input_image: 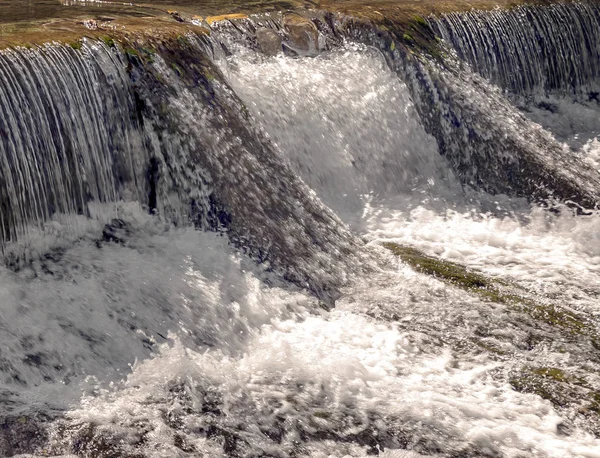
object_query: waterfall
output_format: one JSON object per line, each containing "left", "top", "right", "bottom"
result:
{"left": 202, "top": 8, "right": 600, "bottom": 208}
{"left": 0, "top": 42, "right": 149, "bottom": 247}
{"left": 0, "top": 7, "right": 600, "bottom": 458}
{"left": 126, "top": 37, "right": 361, "bottom": 301}
{"left": 430, "top": 2, "right": 600, "bottom": 97}
{"left": 0, "top": 36, "right": 361, "bottom": 301}
{"left": 337, "top": 8, "right": 600, "bottom": 207}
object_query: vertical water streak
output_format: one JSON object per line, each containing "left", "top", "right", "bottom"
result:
{"left": 431, "top": 3, "right": 600, "bottom": 96}
{"left": 0, "top": 41, "right": 149, "bottom": 249}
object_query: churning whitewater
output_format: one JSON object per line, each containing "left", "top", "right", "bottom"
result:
{"left": 0, "top": 5, "right": 600, "bottom": 458}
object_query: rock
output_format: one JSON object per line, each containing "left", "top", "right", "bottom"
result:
{"left": 255, "top": 28, "right": 282, "bottom": 56}
{"left": 81, "top": 19, "right": 98, "bottom": 30}
{"left": 283, "top": 14, "right": 319, "bottom": 52}
{"left": 0, "top": 413, "right": 52, "bottom": 456}
{"left": 102, "top": 219, "right": 130, "bottom": 244}
{"left": 168, "top": 10, "right": 185, "bottom": 23}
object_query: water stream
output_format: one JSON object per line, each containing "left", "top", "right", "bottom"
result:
{"left": 0, "top": 4, "right": 599, "bottom": 458}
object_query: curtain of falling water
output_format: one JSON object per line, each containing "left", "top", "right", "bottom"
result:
{"left": 431, "top": 2, "right": 600, "bottom": 96}
{"left": 0, "top": 42, "right": 148, "bottom": 246}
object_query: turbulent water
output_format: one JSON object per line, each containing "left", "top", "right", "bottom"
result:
{"left": 0, "top": 4, "right": 600, "bottom": 458}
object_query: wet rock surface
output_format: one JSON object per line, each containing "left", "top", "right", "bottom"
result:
{"left": 124, "top": 36, "right": 366, "bottom": 303}
{"left": 255, "top": 27, "right": 282, "bottom": 56}
{"left": 283, "top": 13, "right": 319, "bottom": 52}
{"left": 0, "top": 413, "right": 54, "bottom": 457}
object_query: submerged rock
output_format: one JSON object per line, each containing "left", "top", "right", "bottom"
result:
{"left": 0, "top": 413, "right": 53, "bottom": 457}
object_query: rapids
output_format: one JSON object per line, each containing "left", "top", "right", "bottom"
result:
{"left": 0, "top": 4, "right": 599, "bottom": 458}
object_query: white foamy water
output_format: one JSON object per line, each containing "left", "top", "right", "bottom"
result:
{"left": 4, "top": 43, "right": 600, "bottom": 457}
{"left": 215, "top": 43, "right": 460, "bottom": 229}
{"left": 220, "top": 43, "right": 600, "bottom": 315}
{"left": 519, "top": 96, "right": 600, "bottom": 173}
{"left": 0, "top": 204, "right": 314, "bottom": 413}
{"left": 43, "top": 310, "right": 600, "bottom": 457}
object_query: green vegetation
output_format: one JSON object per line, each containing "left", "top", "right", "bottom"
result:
{"left": 101, "top": 36, "right": 115, "bottom": 48}
{"left": 509, "top": 366, "right": 600, "bottom": 416}
{"left": 382, "top": 242, "right": 593, "bottom": 336}
{"left": 412, "top": 15, "right": 428, "bottom": 27}
{"left": 509, "top": 368, "right": 573, "bottom": 407}
{"left": 68, "top": 40, "right": 82, "bottom": 50}
{"left": 389, "top": 14, "right": 447, "bottom": 60}
{"left": 402, "top": 32, "right": 414, "bottom": 43}
{"left": 383, "top": 242, "right": 495, "bottom": 291}
{"left": 124, "top": 47, "right": 139, "bottom": 58}
{"left": 171, "top": 62, "right": 183, "bottom": 76}
{"left": 532, "top": 367, "right": 570, "bottom": 383}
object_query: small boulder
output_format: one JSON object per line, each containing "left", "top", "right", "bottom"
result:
{"left": 168, "top": 10, "right": 185, "bottom": 23}
{"left": 283, "top": 14, "right": 319, "bottom": 52}
{"left": 255, "top": 28, "right": 282, "bottom": 56}
{"left": 102, "top": 219, "right": 130, "bottom": 244}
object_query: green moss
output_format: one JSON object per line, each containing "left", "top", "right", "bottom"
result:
{"left": 313, "top": 411, "right": 331, "bottom": 419}
{"left": 177, "top": 34, "right": 189, "bottom": 46}
{"left": 412, "top": 15, "right": 428, "bottom": 27}
{"left": 531, "top": 367, "right": 568, "bottom": 383}
{"left": 124, "top": 47, "right": 139, "bottom": 58}
{"left": 510, "top": 367, "right": 571, "bottom": 406}
{"left": 383, "top": 243, "right": 490, "bottom": 291}
{"left": 509, "top": 366, "right": 598, "bottom": 414}
{"left": 509, "top": 372, "right": 569, "bottom": 406}
{"left": 387, "top": 14, "right": 447, "bottom": 61}
{"left": 534, "top": 367, "right": 589, "bottom": 388}
{"left": 101, "top": 36, "right": 115, "bottom": 48}
{"left": 171, "top": 62, "right": 183, "bottom": 76}
{"left": 138, "top": 46, "right": 156, "bottom": 63}
{"left": 527, "top": 302, "right": 586, "bottom": 333}
{"left": 68, "top": 40, "right": 82, "bottom": 50}
{"left": 382, "top": 242, "right": 592, "bottom": 336}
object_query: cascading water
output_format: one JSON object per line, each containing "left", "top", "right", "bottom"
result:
{"left": 0, "top": 43, "right": 148, "bottom": 250}
{"left": 0, "top": 3, "right": 600, "bottom": 458}
{"left": 430, "top": 2, "right": 600, "bottom": 97}
{"left": 429, "top": 2, "right": 600, "bottom": 191}
{"left": 214, "top": 42, "right": 460, "bottom": 228}
{"left": 338, "top": 8, "right": 600, "bottom": 207}
{"left": 0, "top": 37, "right": 359, "bottom": 300}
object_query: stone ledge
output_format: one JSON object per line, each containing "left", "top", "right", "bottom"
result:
{"left": 1, "top": 0, "right": 597, "bottom": 49}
